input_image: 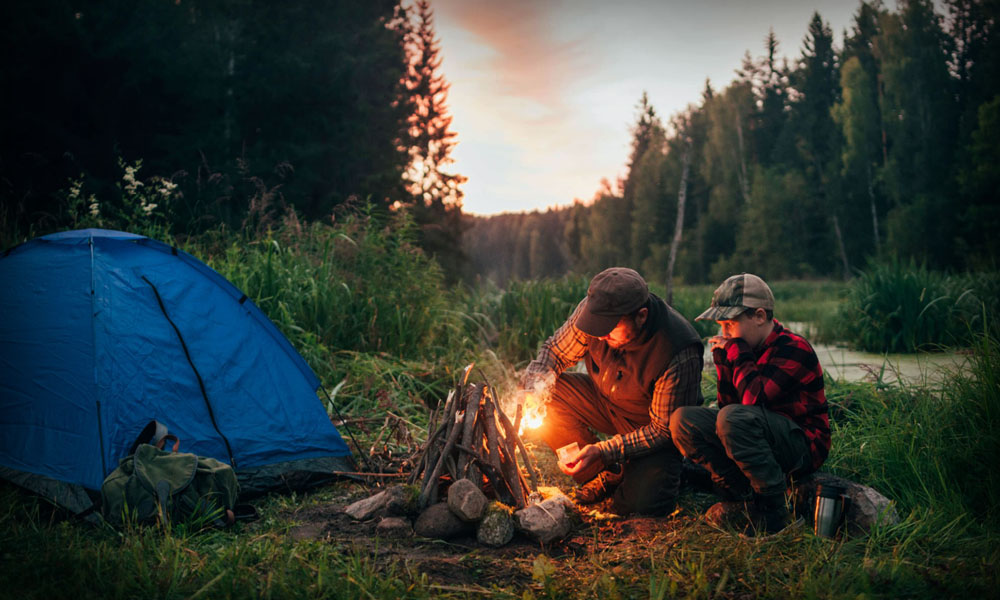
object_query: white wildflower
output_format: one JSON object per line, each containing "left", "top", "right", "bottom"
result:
{"left": 123, "top": 164, "right": 143, "bottom": 195}
{"left": 88, "top": 198, "right": 100, "bottom": 217}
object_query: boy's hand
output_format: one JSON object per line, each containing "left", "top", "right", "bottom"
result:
{"left": 708, "top": 335, "right": 731, "bottom": 351}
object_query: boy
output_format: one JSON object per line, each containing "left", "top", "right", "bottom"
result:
{"left": 669, "top": 273, "right": 830, "bottom": 535}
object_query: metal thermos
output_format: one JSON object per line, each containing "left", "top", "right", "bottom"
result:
{"left": 814, "top": 483, "right": 848, "bottom": 538}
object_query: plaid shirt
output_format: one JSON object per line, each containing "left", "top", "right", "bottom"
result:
{"left": 523, "top": 301, "right": 703, "bottom": 464}
{"left": 713, "top": 320, "right": 830, "bottom": 471}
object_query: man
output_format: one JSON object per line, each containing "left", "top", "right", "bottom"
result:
{"left": 520, "top": 267, "right": 704, "bottom": 516}
{"left": 669, "top": 273, "right": 830, "bottom": 536}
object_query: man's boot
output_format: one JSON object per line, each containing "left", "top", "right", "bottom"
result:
{"left": 572, "top": 467, "right": 623, "bottom": 505}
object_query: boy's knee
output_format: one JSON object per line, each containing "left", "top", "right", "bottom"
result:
{"left": 669, "top": 406, "right": 702, "bottom": 452}
{"left": 716, "top": 404, "right": 755, "bottom": 441}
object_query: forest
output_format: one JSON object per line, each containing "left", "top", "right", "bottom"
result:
{"left": 465, "top": 0, "right": 1000, "bottom": 286}
{"left": 1, "top": 0, "right": 465, "bottom": 274}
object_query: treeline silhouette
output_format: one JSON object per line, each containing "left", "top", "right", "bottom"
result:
{"left": 464, "top": 0, "right": 999, "bottom": 286}
{"left": 1, "top": 0, "right": 463, "bottom": 274}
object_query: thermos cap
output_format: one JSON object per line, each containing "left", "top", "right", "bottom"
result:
{"left": 816, "top": 483, "right": 846, "bottom": 498}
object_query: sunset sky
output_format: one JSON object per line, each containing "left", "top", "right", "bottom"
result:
{"left": 430, "top": 0, "right": 864, "bottom": 215}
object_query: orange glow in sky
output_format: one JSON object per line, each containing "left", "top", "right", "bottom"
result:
{"left": 430, "top": 0, "right": 862, "bottom": 216}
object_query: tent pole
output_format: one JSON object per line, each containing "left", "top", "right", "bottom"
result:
{"left": 319, "top": 384, "right": 373, "bottom": 473}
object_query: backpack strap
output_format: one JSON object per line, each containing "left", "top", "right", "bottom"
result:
{"left": 155, "top": 479, "right": 171, "bottom": 524}
{"left": 155, "top": 434, "right": 180, "bottom": 453}
{"left": 129, "top": 420, "right": 171, "bottom": 455}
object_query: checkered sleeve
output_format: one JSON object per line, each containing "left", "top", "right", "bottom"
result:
{"left": 596, "top": 344, "right": 704, "bottom": 464}
{"left": 713, "top": 348, "right": 739, "bottom": 407}
{"left": 521, "top": 300, "right": 590, "bottom": 391}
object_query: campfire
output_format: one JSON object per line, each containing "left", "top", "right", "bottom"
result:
{"left": 408, "top": 365, "right": 539, "bottom": 509}
{"left": 344, "top": 365, "right": 576, "bottom": 546}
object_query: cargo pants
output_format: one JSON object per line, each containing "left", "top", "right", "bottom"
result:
{"left": 668, "top": 404, "right": 810, "bottom": 497}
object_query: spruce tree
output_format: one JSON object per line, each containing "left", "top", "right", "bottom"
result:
{"left": 405, "top": 0, "right": 467, "bottom": 279}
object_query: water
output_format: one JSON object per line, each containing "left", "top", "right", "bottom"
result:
{"left": 700, "top": 321, "right": 971, "bottom": 386}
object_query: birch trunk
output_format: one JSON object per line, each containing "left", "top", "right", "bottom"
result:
{"left": 735, "top": 113, "right": 751, "bottom": 204}
{"left": 666, "top": 140, "right": 692, "bottom": 305}
{"left": 867, "top": 162, "right": 880, "bottom": 251}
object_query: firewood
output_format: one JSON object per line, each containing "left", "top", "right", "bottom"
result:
{"left": 458, "top": 385, "right": 484, "bottom": 466}
{"left": 419, "top": 410, "right": 465, "bottom": 508}
{"left": 495, "top": 401, "right": 539, "bottom": 492}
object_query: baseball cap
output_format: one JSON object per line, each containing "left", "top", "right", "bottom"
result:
{"left": 696, "top": 273, "right": 774, "bottom": 321}
{"left": 576, "top": 267, "right": 649, "bottom": 337}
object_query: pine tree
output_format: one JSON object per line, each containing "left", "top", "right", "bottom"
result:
{"left": 405, "top": 0, "right": 467, "bottom": 279}
{"left": 792, "top": 11, "right": 848, "bottom": 277}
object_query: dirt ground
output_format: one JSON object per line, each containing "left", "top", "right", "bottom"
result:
{"left": 274, "top": 440, "right": 721, "bottom": 591}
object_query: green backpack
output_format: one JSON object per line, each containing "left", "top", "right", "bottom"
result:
{"left": 101, "top": 434, "right": 239, "bottom": 529}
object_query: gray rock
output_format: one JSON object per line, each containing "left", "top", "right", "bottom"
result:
{"left": 343, "top": 485, "right": 417, "bottom": 521}
{"left": 375, "top": 516, "right": 413, "bottom": 538}
{"left": 515, "top": 493, "right": 575, "bottom": 544}
{"left": 447, "top": 478, "right": 488, "bottom": 522}
{"left": 384, "top": 484, "right": 418, "bottom": 517}
{"left": 413, "top": 502, "right": 469, "bottom": 539}
{"left": 476, "top": 503, "right": 514, "bottom": 547}
{"left": 793, "top": 472, "right": 899, "bottom": 536}
{"left": 344, "top": 490, "right": 388, "bottom": 520}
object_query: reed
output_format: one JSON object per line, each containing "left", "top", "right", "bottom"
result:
{"left": 839, "top": 259, "right": 999, "bottom": 352}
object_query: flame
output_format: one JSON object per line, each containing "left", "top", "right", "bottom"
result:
{"left": 518, "top": 392, "right": 547, "bottom": 435}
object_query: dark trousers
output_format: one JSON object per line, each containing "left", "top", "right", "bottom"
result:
{"left": 534, "top": 372, "right": 682, "bottom": 515}
{"left": 669, "top": 404, "right": 810, "bottom": 497}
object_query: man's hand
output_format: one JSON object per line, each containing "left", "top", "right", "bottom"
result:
{"left": 559, "top": 444, "right": 604, "bottom": 477}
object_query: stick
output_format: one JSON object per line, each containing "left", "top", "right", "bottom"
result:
{"left": 331, "top": 471, "right": 407, "bottom": 478}
{"left": 513, "top": 400, "right": 523, "bottom": 438}
{"left": 457, "top": 384, "right": 484, "bottom": 474}
{"left": 481, "top": 397, "right": 503, "bottom": 475}
{"left": 419, "top": 410, "right": 464, "bottom": 509}
{"left": 495, "top": 400, "right": 540, "bottom": 492}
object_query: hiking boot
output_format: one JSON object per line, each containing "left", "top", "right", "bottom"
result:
{"left": 572, "top": 469, "right": 623, "bottom": 505}
{"left": 742, "top": 493, "right": 801, "bottom": 537}
{"left": 704, "top": 500, "right": 753, "bottom": 530}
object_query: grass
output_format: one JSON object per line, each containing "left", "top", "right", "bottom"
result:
{"left": 839, "top": 259, "right": 1000, "bottom": 352}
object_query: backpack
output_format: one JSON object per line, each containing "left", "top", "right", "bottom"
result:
{"left": 101, "top": 429, "right": 239, "bottom": 529}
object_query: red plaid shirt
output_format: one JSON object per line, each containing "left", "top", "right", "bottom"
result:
{"left": 713, "top": 320, "right": 830, "bottom": 471}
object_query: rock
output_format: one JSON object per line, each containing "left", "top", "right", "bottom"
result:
{"left": 792, "top": 472, "right": 899, "bottom": 535}
{"left": 447, "top": 478, "right": 488, "bottom": 522}
{"left": 343, "top": 485, "right": 418, "bottom": 520}
{"left": 476, "top": 502, "right": 515, "bottom": 547}
{"left": 375, "top": 516, "right": 413, "bottom": 538}
{"left": 384, "top": 484, "right": 419, "bottom": 517}
{"left": 413, "top": 502, "right": 469, "bottom": 539}
{"left": 344, "top": 490, "right": 388, "bottom": 520}
{"left": 515, "top": 492, "right": 575, "bottom": 544}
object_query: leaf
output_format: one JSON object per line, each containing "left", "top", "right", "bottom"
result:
{"left": 531, "top": 554, "right": 556, "bottom": 582}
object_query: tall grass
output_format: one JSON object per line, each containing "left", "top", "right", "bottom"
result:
{"left": 840, "top": 259, "right": 999, "bottom": 352}
{"left": 459, "top": 276, "right": 588, "bottom": 366}
{"left": 825, "top": 326, "right": 1000, "bottom": 526}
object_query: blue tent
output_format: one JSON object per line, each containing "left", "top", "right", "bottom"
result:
{"left": 0, "top": 229, "right": 352, "bottom": 514}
